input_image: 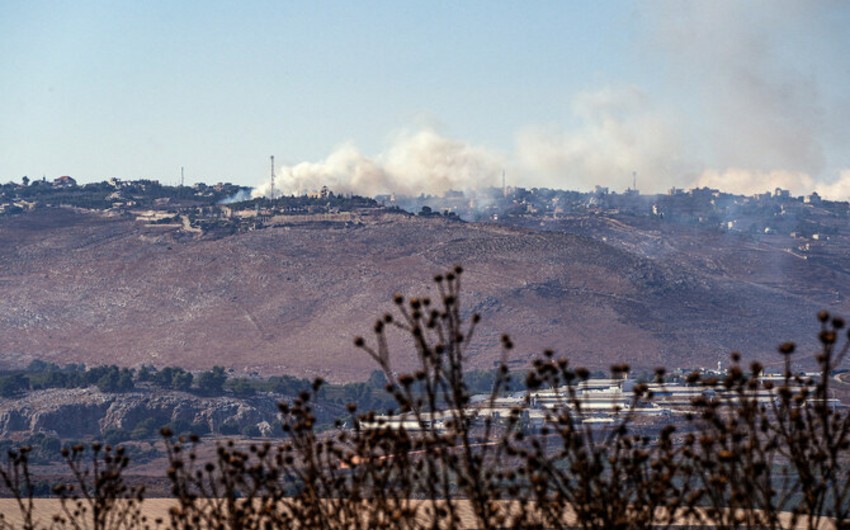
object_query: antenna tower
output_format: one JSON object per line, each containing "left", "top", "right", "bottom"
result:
{"left": 270, "top": 155, "right": 275, "bottom": 200}
{"left": 632, "top": 171, "right": 637, "bottom": 192}
{"left": 180, "top": 166, "right": 184, "bottom": 187}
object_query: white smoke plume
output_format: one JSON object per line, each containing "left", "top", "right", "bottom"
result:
{"left": 644, "top": 0, "right": 850, "bottom": 200}
{"left": 514, "top": 86, "right": 690, "bottom": 192}
{"left": 252, "top": 91, "right": 688, "bottom": 200}
{"left": 252, "top": 129, "right": 505, "bottom": 198}
{"left": 821, "top": 170, "right": 850, "bottom": 200}
{"left": 252, "top": 2, "right": 848, "bottom": 201}
{"left": 510, "top": 1, "right": 850, "bottom": 199}
{"left": 692, "top": 168, "right": 850, "bottom": 200}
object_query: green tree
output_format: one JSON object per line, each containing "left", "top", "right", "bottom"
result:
{"left": 136, "top": 364, "right": 156, "bottom": 382}
{"left": 227, "top": 378, "right": 256, "bottom": 397}
{"left": 171, "top": 369, "right": 193, "bottom": 391}
{"left": 0, "top": 374, "right": 28, "bottom": 397}
{"left": 95, "top": 367, "right": 134, "bottom": 393}
{"left": 154, "top": 366, "right": 193, "bottom": 391}
{"left": 196, "top": 366, "right": 227, "bottom": 396}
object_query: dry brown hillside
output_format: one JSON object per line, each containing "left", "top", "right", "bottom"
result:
{"left": 1, "top": 207, "right": 847, "bottom": 381}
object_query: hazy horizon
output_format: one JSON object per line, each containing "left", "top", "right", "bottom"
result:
{"left": 2, "top": 1, "right": 849, "bottom": 199}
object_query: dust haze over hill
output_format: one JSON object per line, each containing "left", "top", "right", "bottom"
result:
{"left": 2, "top": 202, "right": 848, "bottom": 382}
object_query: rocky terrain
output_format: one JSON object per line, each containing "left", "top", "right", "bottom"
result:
{"left": 0, "top": 386, "right": 281, "bottom": 440}
{"left": 1, "top": 205, "right": 849, "bottom": 382}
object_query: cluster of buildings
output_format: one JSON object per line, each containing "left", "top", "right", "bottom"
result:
{"left": 386, "top": 184, "right": 848, "bottom": 237}
{"left": 3, "top": 175, "right": 848, "bottom": 250}
{"left": 361, "top": 369, "right": 844, "bottom": 436}
{"left": 0, "top": 177, "right": 381, "bottom": 235}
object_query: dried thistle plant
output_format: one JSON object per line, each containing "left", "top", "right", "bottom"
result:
{"left": 1, "top": 267, "right": 850, "bottom": 530}
{"left": 51, "top": 443, "right": 146, "bottom": 530}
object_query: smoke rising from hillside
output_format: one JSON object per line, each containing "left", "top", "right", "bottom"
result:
{"left": 252, "top": 129, "right": 505, "bottom": 198}
{"left": 692, "top": 168, "right": 850, "bottom": 200}
{"left": 645, "top": 0, "right": 850, "bottom": 198}
{"left": 515, "top": 86, "right": 689, "bottom": 192}
{"left": 252, "top": 1, "right": 849, "bottom": 201}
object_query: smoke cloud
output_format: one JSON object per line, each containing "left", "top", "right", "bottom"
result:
{"left": 644, "top": 0, "right": 850, "bottom": 198}
{"left": 252, "top": 2, "right": 849, "bottom": 201}
{"left": 252, "top": 129, "right": 505, "bottom": 198}
{"left": 515, "top": 86, "right": 689, "bottom": 192}
{"left": 692, "top": 168, "right": 850, "bottom": 199}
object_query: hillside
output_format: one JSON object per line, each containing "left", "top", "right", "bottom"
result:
{"left": 1, "top": 206, "right": 848, "bottom": 381}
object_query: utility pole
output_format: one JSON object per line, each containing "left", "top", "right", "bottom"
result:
{"left": 270, "top": 156, "right": 275, "bottom": 200}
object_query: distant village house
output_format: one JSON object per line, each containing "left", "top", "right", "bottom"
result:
{"left": 52, "top": 175, "right": 77, "bottom": 188}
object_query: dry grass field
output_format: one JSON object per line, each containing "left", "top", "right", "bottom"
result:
{"left": 0, "top": 498, "right": 836, "bottom": 529}
{"left": 0, "top": 498, "right": 174, "bottom": 527}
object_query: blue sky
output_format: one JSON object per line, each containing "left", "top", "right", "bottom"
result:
{"left": 2, "top": 1, "right": 849, "bottom": 198}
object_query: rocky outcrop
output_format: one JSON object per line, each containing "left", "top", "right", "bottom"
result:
{"left": 0, "top": 387, "right": 283, "bottom": 439}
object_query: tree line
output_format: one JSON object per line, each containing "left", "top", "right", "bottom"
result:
{"left": 0, "top": 362, "right": 291, "bottom": 397}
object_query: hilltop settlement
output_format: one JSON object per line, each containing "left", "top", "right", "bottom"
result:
{"left": 2, "top": 176, "right": 847, "bottom": 248}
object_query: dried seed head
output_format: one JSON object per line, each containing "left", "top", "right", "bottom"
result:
{"left": 526, "top": 372, "right": 542, "bottom": 390}
{"left": 611, "top": 363, "right": 630, "bottom": 375}
{"left": 820, "top": 330, "right": 837, "bottom": 345}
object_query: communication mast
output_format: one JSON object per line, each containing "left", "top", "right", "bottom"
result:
{"left": 180, "top": 166, "right": 184, "bottom": 187}
{"left": 270, "top": 155, "right": 275, "bottom": 200}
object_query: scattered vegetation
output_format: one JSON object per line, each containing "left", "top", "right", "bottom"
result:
{"left": 2, "top": 267, "right": 850, "bottom": 529}
{"left": 0, "top": 361, "right": 506, "bottom": 446}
